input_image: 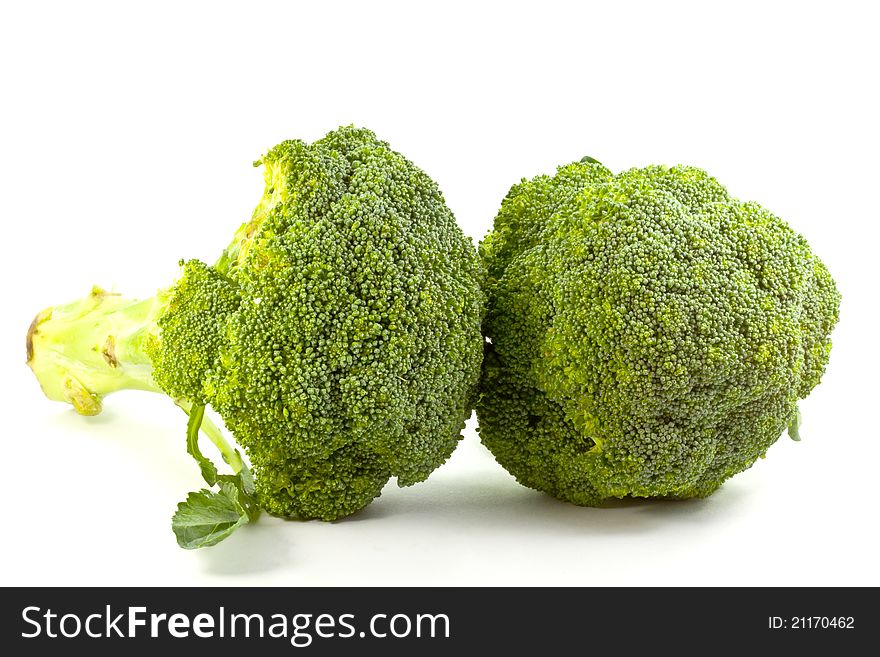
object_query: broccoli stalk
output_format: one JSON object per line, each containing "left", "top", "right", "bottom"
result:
{"left": 27, "top": 284, "right": 255, "bottom": 548}
{"left": 27, "top": 285, "right": 242, "bottom": 469}
{"left": 27, "top": 287, "right": 163, "bottom": 415}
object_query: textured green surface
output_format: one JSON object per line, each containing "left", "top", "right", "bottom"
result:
{"left": 478, "top": 161, "right": 840, "bottom": 504}
{"left": 153, "top": 127, "right": 485, "bottom": 520}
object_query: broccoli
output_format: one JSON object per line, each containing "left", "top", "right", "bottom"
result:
{"left": 26, "top": 126, "right": 485, "bottom": 548}
{"left": 477, "top": 158, "right": 840, "bottom": 505}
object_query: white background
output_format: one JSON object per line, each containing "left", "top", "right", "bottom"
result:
{"left": 1, "top": 1, "right": 877, "bottom": 586}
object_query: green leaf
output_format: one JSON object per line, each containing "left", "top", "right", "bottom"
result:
{"left": 175, "top": 402, "right": 261, "bottom": 548}
{"left": 788, "top": 406, "right": 802, "bottom": 442}
{"left": 579, "top": 155, "right": 602, "bottom": 165}
{"left": 237, "top": 452, "right": 256, "bottom": 496}
{"left": 172, "top": 483, "right": 251, "bottom": 549}
{"left": 185, "top": 403, "right": 218, "bottom": 486}
{"left": 216, "top": 473, "right": 260, "bottom": 521}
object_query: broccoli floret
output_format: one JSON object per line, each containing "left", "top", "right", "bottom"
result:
{"left": 477, "top": 159, "right": 840, "bottom": 504}
{"left": 26, "top": 126, "right": 485, "bottom": 547}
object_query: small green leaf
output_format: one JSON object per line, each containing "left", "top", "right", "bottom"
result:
{"left": 175, "top": 402, "right": 261, "bottom": 548}
{"left": 172, "top": 483, "right": 251, "bottom": 549}
{"left": 580, "top": 155, "right": 602, "bottom": 165}
{"left": 237, "top": 452, "right": 256, "bottom": 496}
{"left": 185, "top": 403, "right": 218, "bottom": 486}
{"left": 788, "top": 406, "right": 802, "bottom": 441}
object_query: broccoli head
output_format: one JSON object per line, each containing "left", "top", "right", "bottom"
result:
{"left": 27, "top": 126, "right": 485, "bottom": 547}
{"left": 477, "top": 159, "right": 840, "bottom": 505}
